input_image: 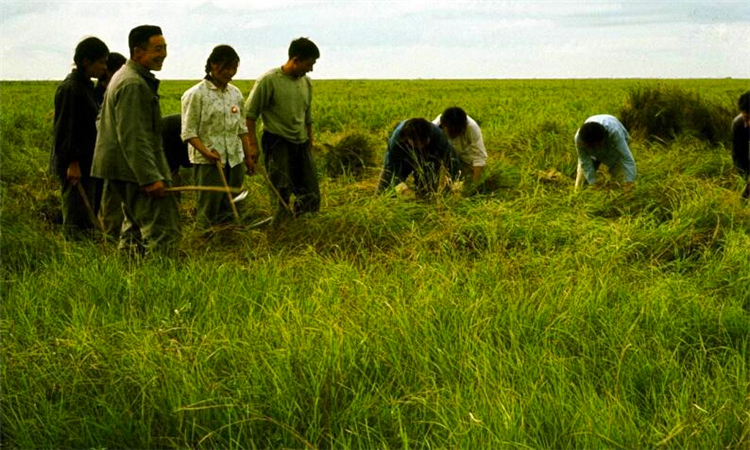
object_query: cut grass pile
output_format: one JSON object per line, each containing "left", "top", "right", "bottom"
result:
{"left": 619, "top": 84, "right": 734, "bottom": 144}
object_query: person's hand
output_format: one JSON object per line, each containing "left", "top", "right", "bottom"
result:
{"left": 66, "top": 161, "right": 82, "bottom": 185}
{"left": 444, "top": 175, "right": 463, "bottom": 193}
{"left": 247, "top": 144, "right": 259, "bottom": 163}
{"left": 202, "top": 149, "right": 221, "bottom": 163}
{"left": 395, "top": 183, "right": 410, "bottom": 195}
{"left": 143, "top": 180, "right": 166, "bottom": 199}
{"left": 244, "top": 157, "right": 255, "bottom": 175}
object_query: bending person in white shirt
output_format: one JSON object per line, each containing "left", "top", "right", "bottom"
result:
{"left": 433, "top": 107, "right": 487, "bottom": 183}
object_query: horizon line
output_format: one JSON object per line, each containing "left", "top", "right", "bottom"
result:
{"left": 1, "top": 76, "right": 747, "bottom": 82}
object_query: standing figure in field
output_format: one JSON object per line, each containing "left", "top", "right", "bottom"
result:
{"left": 433, "top": 107, "right": 488, "bottom": 183}
{"left": 50, "top": 36, "right": 109, "bottom": 238}
{"left": 574, "top": 114, "right": 636, "bottom": 189}
{"left": 92, "top": 25, "right": 180, "bottom": 256}
{"left": 731, "top": 91, "right": 749, "bottom": 199}
{"left": 181, "top": 45, "right": 257, "bottom": 229}
{"left": 377, "top": 118, "right": 462, "bottom": 195}
{"left": 93, "top": 52, "right": 126, "bottom": 104}
{"left": 244, "top": 37, "right": 320, "bottom": 222}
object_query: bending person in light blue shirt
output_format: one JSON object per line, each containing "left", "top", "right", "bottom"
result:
{"left": 574, "top": 114, "right": 636, "bottom": 190}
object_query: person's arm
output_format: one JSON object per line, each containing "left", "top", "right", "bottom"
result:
{"left": 244, "top": 76, "right": 269, "bottom": 159}
{"left": 467, "top": 122, "right": 487, "bottom": 182}
{"left": 53, "top": 83, "right": 83, "bottom": 184}
{"left": 376, "top": 147, "right": 400, "bottom": 192}
{"left": 181, "top": 87, "right": 220, "bottom": 164}
{"left": 575, "top": 134, "right": 598, "bottom": 185}
{"left": 305, "top": 78, "right": 314, "bottom": 149}
{"left": 240, "top": 133, "right": 256, "bottom": 174}
{"left": 377, "top": 126, "right": 408, "bottom": 192}
{"left": 613, "top": 129, "right": 636, "bottom": 184}
{"left": 472, "top": 166, "right": 484, "bottom": 182}
{"left": 186, "top": 137, "right": 220, "bottom": 163}
{"left": 434, "top": 125, "right": 461, "bottom": 180}
{"left": 245, "top": 118, "right": 260, "bottom": 160}
{"left": 236, "top": 94, "right": 257, "bottom": 174}
{"left": 116, "top": 81, "right": 166, "bottom": 196}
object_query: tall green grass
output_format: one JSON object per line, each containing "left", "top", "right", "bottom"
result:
{"left": 1, "top": 79, "right": 749, "bottom": 449}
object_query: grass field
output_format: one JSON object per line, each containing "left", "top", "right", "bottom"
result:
{"left": 1, "top": 78, "right": 749, "bottom": 449}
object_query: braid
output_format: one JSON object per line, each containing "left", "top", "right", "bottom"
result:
{"left": 204, "top": 59, "right": 212, "bottom": 79}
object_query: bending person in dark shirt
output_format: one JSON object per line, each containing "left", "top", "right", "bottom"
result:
{"left": 377, "top": 118, "right": 461, "bottom": 196}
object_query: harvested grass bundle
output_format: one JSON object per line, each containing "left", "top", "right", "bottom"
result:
{"left": 320, "top": 130, "right": 378, "bottom": 179}
{"left": 619, "top": 85, "right": 732, "bottom": 144}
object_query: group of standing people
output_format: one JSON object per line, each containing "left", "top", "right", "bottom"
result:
{"left": 51, "top": 25, "right": 321, "bottom": 255}
{"left": 50, "top": 24, "right": 750, "bottom": 256}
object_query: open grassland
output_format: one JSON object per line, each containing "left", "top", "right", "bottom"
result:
{"left": 1, "top": 79, "right": 749, "bottom": 449}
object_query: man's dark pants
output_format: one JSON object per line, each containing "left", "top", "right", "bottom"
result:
{"left": 261, "top": 132, "right": 320, "bottom": 218}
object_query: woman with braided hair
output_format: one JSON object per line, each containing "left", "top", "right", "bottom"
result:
{"left": 181, "top": 45, "right": 258, "bottom": 229}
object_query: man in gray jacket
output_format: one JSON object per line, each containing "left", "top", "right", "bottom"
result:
{"left": 92, "top": 25, "right": 180, "bottom": 255}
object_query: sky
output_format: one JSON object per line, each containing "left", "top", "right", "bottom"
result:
{"left": 1, "top": 1, "right": 749, "bottom": 80}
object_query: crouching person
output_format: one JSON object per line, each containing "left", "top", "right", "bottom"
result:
{"left": 433, "top": 107, "right": 487, "bottom": 183}
{"left": 574, "top": 114, "right": 636, "bottom": 190}
{"left": 377, "top": 118, "right": 462, "bottom": 196}
{"left": 92, "top": 25, "right": 181, "bottom": 256}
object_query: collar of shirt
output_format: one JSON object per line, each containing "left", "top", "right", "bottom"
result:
{"left": 126, "top": 59, "right": 160, "bottom": 92}
{"left": 202, "top": 78, "right": 226, "bottom": 92}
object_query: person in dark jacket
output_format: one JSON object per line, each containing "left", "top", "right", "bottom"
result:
{"left": 732, "top": 91, "right": 749, "bottom": 199}
{"left": 50, "top": 36, "right": 109, "bottom": 237}
{"left": 377, "top": 118, "right": 461, "bottom": 196}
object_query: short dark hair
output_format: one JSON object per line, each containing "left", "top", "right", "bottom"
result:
{"left": 106, "top": 52, "right": 126, "bottom": 72}
{"left": 739, "top": 91, "right": 750, "bottom": 113}
{"left": 288, "top": 37, "right": 320, "bottom": 61}
{"left": 398, "top": 118, "right": 433, "bottom": 150}
{"left": 578, "top": 121, "right": 607, "bottom": 144}
{"left": 73, "top": 37, "right": 109, "bottom": 69}
{"left": 128, "top": 25, "right": 163, "bottom": 58}
{"left": 440, "top": 107, "right": 468, "bottom": 135}
{"left": 204, "top": 45, "right": 240, "bottom": 77}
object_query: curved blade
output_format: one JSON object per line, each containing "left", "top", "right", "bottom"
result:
{"left": 232, "top": 190, "right": 249, "bottom": 203}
